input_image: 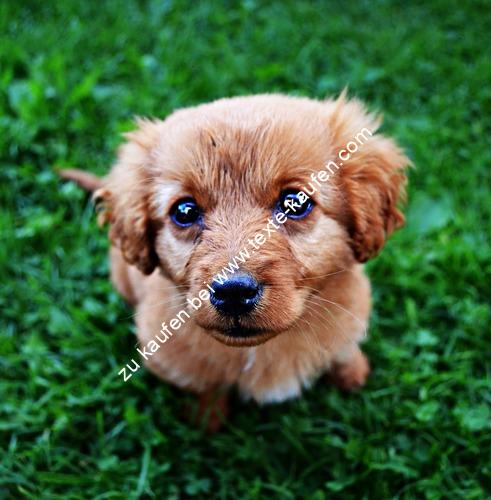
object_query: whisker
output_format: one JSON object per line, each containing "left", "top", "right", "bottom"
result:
{"left": 309, "top": 294, "right": 367, "bottom": 332}
{"left": 120, "top": 294, "right": 188, "bottom": 321}
{"left": 300, "top": 268, "right": 348, "bottom": 281}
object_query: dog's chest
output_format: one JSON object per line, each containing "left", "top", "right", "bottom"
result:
{"left": 235, "top": 342, "right": 330, "bottom": 403}
{"left": 143, "top": 330, "right": 333, "bottom": 404}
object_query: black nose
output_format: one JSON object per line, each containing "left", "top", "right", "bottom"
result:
{"left": 210, "top": 273, "right": 262, "bottom": 316}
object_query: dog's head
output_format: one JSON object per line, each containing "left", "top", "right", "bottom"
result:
{"left": 98, "top": 94, "right": 409, "bottom": 346}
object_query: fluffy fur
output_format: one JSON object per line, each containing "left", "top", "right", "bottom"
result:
{"left": 65, "top": 93, "right": 409, "bottom": 425}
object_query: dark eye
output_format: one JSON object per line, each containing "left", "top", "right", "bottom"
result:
{"left": 277, "top": 189, "right": 314, "bottom": 219}
{"left": 170, "top": 198, "right": 202, "bottom": 227}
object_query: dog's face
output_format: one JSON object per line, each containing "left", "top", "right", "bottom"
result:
{"left": 100, "top": 95, "right": 408, "bottom": 346}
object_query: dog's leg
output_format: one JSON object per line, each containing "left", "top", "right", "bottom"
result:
{"left": 328, "top": 344, "right": 370, "bottom": 391}
{"left": 196, "top": 389, "right": 229, "bottom": 433}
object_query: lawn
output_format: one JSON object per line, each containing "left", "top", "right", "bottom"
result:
{"left": 1, "top": 1, "right": 490, "bottom": 498}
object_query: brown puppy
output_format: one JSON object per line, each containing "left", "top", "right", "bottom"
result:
{"left": 64, "top": 93, "right": 409, "bottom": 429}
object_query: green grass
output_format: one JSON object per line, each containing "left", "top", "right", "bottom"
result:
{"left": 1, "top": 1, "right": 490, "bottom": 498}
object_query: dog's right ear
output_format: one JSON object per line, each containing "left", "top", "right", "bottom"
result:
{"left": 95, "top": 119, "right": 161, "bottom": 275}
{"left": 326, "top": 93, "right": 410, "bottom": 262}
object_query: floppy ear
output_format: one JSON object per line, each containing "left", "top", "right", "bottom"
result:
{"left": 327, "top": 94, "right": 410, "bottom": 262}
{"left": 94, "top": 119, "right": 161, "bottom": 275}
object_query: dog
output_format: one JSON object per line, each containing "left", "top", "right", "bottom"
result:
{"left": 60, "top": 92, "right": 409, "bottom": 431}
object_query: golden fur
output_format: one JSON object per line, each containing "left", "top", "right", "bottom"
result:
{"left": 88, "top": 93, "right": 408, "bottom": 417}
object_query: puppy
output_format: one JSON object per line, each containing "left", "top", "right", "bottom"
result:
{"left": 62, "top": 93, "right": 409, "bottom": 430}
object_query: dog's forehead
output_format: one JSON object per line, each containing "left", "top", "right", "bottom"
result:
{"left": 152, "top": 116, "right": 331, "bottom": 210}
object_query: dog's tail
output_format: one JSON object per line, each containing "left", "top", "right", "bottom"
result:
{"left": 58, "top": 168, "right": 102, "bottom": 192}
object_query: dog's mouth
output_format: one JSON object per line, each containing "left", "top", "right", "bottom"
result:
{"left": 189, "top": 292, "right": 304, "bottom": 346}
{"left": 200, "top": 316, "right": 278, "bottom": 347}
{"left": 226, "top": 323, "right": 262, "bottom": 337}
{"left": 209, "top": 326, "right": 277, "bottom": 347}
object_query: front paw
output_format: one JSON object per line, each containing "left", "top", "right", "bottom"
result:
{"left": 195, "top": 389, "right": 229, "bottom": 433}
{"left": 328, "top": 349, "right": 370, "bottom": 391}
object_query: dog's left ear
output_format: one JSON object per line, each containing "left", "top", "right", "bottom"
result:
{"left": 327, "top": 95, "right": 410, "bottom": 262}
